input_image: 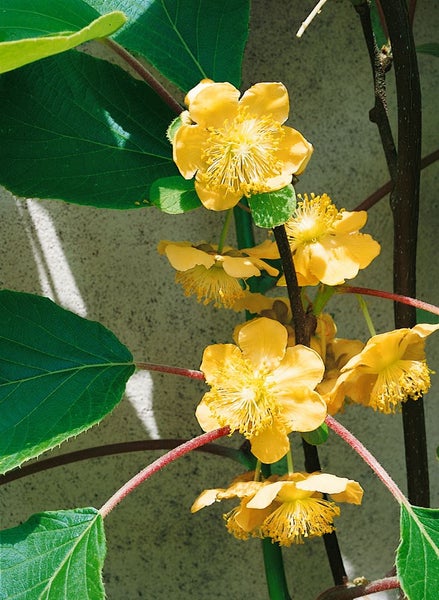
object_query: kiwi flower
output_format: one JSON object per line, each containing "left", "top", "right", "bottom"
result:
{"left": 281, "top": 193, "right": 381, "bottom": 287}
{"left": 329, "top": 323, "right": 439, "bottom": 414}
{"left": 192, "top": 471, "right": 363, "bottom": 545}
{"left": 172, "top": 79, "right": 313, "bottom": 211}
{"left": 158, "top": 239, "right": 279, "bottom": 308}
{"left": 196, "top": 317, "right": 327, "bottom": 463}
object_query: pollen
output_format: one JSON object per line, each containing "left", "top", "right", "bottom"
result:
{"left": 175, "top": 264, "right": 245, "bottom": 308}
{"left": 200, "top": 107, "right": 284, "bottom": 197}
{"left": 205, "top": 360, "right": 279, "bottom": 437}
{"left": 287, "top": 193, "right": 342, "bottom": 248}
{"left": 371, "top": 360, "right": 432, "bottom": 414}
{"left": 261, "top": 497, "right": 340, "bottom": 546}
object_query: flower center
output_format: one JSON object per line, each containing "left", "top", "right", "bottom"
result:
{"left": 200, "top": 107, "right": 284, "bottom": 197}
{"left": 206, "top": 360, "right": 278, "bottom": 437}
{"left": 372, "top": 359, "right": 431, "bottom": 413}
{"left": 175, "top": 264, "right": 245, "bottom": 308}
{"left": 286, "top": 194, "right": 342, "bottom": 248}
{"left": 261, "top": 497, "right": 340, "bottom": 545}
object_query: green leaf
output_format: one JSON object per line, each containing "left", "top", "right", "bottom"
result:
{"left": 369, "top": 0, "right": 388, "bottom": 49}
{"left": 83, "top": 0, "right": 250, "bottom": 90}
{"left": 248, "top": 185, "right": 296, "bottom": 228}
{"left": 0, "top": 50, "right": 178, "bottom": 208}
{"left": 0, "top": 508, "right": 106, "bottom": 600}
{"left": 301, "top": 423, "right": 329, "bottom": 446}
{"left": 0, "top": 0, "right": 126, "bottom": 74}
{"left": 0, "top": 290, "right": 135, "bottom": 474}
{"left": 148, "top": 176, "right": 202, "bottom": 213}
{"left": 416, "top": 308, "right": 439, "bottom": 325}
{"left": 416, "top": 43, "right": 439, "bottom": 57}
{"left": 397, "top": 504, "right": 439, "bottom": 600}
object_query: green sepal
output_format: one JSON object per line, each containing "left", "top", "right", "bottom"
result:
{"left": 166, "top": 116, "right": 183, "bottom": 143}
{"left": 148, "top": 176, "right": 202, "bottom": 214}
{"left": 301, "top": 423, "right": 329, "bottom": 446}
{"left": 248, "top": 185, "right": 296, "bottom": 228}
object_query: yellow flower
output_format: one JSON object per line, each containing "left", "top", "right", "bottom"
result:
{"left": 247, "top": 472, "right": 363, "bottom": 546}
{"left": 191, "top": 472, "right": 273, "bottom": 541}
{"left": 172, "top": 79, "right": 313, "bottom": 211}
{"left": 158, "top": 239, "right": 279, "bottom": 308}
{"left": 196, "top": 317, "right": 327, "bottom": 463}
{"left": 280, "top": 194, "right": 381, "bottom": 286}
{"left": 330, "top": 323, "right": 439, "bottom": 414}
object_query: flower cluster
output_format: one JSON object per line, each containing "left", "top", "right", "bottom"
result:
{"left": 192, "top": 471, "right": 363, "bottom": 546}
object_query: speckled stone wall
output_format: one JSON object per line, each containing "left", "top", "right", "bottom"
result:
{"left": 0, "top": 2, "right": 438, "bottom": 599}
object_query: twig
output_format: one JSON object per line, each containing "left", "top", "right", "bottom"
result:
{"left": 296, "top": 0, "right": 329, "bottom": 38}
{"left": 315, "top": 576, "right": 400, "bottom": 600}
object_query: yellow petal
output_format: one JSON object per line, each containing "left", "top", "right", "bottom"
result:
{"left": 221, "top": 256, "right": 261, "bottom": 278}
{"left": 250, "top": 422, "right": 290, "bottom": 464}
{"left": 295, "top": 473, "right": 350, "bottom": 495}
{"left": 243, "top": 239, "right": 280, "bottom": 260}
{"left": 239, "top": 82, "right": 290, "bottom": 123}
{"left": 200, "top": 343, "right": 243, "bottom": 385}
{"left": 165, "top": 244, "right": 214, "bottom": 271}
{"left": 187, "top": 81, "right": 240, "bottom": 128}
{"left": 248, "top": 481, "right": 285, "bottom": 509}
{"left": 278, "top": 386, "right": 327, "bottom": 432}
{"left": 276, "top": 126, "right": 314, "bottom": 175}
{"left": 331, "top": 481, "right": 364, "bottom": 505}
{"left": 273, "top": 345, "right": 325, "bottom": 390}
{"left": 195, "top": 179, "right": 243, "bottom": 211}
{"left": 191, "top": 488, "right": 224, "bottom": 512}
{"left": 234, "top": 498, "right": 274, "bottom": 532}
{"left": 237, "top": 317, "right": 287, "bottom": 370}
{"left": 184, "top": 78, "right": 214, "bottom": 105}
{"left": 173, "top": 124, "right": 207, "bottom": 178}
{"left": 195, "top": 397, "right": 222, "bottom": 431}
{"left": 412, "top": 323, "right": 439, "bottom": 338}
{"left": 333, "top": 210, "right": 367, "bottom": 233}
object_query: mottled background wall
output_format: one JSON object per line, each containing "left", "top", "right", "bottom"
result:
{"left": 0, "top": 1, "right": 438, "bottom": 599}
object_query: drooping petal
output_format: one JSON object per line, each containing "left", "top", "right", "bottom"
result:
{"left": 173, "top": 124, "right": 208, "bottom": 178}
{"left": 240, "top": 82, "right": 290, "bottom": 123}
{"left": 221, "top": 256, "right": 261, "bottom": 278}
{"left": 243, "top": 240, "right": 280, "bottom": 260}
{"left": 237, "top": 317, "right": 287, "bottom": 371}
{"left": 333, "top": 210, "right": 368, "bottom": 233}
{"left": 165, "top": 244, "right": 215, "bottom": 271}
{"left": 295, "top": 473, "right": 351, "bottom": 495}
{"left": 187, "top": 81, "right": 240, "bottom": 128}
{"left": 248, "top": 481, "right": 286, "bottom": 509}
{"left": 191, "top": 488, "right": 225, "bottom": 512}
{"left": 276, "top": 126, "right": 314, "bottom": 175}
{"left": 330, "top": 481, "right": 364, "bottom": 505}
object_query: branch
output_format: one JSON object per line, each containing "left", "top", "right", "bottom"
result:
{"left": 315, "top": 576, "right": 400, "bottom": 600}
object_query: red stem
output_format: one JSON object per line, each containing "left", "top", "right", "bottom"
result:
{"left": 136, "top": 361, "right": 205, "bottom": 380}
{"left": 325, "top": 416, "right": 408, "bottom": 507}
{"left": 99, "top": 427, "right": 230, "bottom": 518}
{"left": 316, "top": 576, "right": 400, "bottom": 599}
{"left": 338, "top": 285, "right": 439, "bottom": 317}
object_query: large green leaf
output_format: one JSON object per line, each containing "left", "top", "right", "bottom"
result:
{"left": 148, "top": 176, "right": 202, "bottom": 213}
{"left": 83, "top": 0, "right": 250, "bottom": 90}
{"left": 0, "top": 291, "right": 135, "bottom": 474}
{"left": 0, "top": 508, "right": 106, "bottom": 600}
{"left": 397, "top": 504, "right": 439, "bottom": 600}
{"left": 0, "top": 50, "right": 178, "bottom": 208}
{"left": 0, "top": 0, "right": 126, "bottom": 74}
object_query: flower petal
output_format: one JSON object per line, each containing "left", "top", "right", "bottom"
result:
{"left": 331, "top": 481, "right": 364, "bottom": 505}
{"left": 221, "top": 256, "right": 261, "bottom": 278}
{"left": 237, "top": 317, "right": 287, "bottom": 370}
{"left": 273, "top": 345, "right": 325, "bottom": 390}
{"left": 250, "top": 422, "right": 290, "bottom": 463}
{"left": 276, "top": 126, "right": 314, "bottom": 175}
{"left": 173, "top": 124, "right": 208, "bottom": 178}
{"left": 247, "top": 481, "right": 285, "bottom": 509}
{"left": 195, "top": 179, "right": 243, "bottom": 211}
{"left": 195, "top": 397, "right": 222, "bottom": 431}
{"left": 278, "top": 386, "right": 327, "bottom": 432}
{"left": 187, "top": 81, "right": 240, "bottom": 128}
{"left": 295, "top": 473, "right": 350, "bottom": 495}
{"left": 239, "top": 82, "right": 290, "bottom": 123}
{"left": 165, "top": 244, "right": 214, "bottom": 271}
{"left": 200, "top": 343, "right": 243, "bottom": 386}
{"left": 191, "top": 488, "right": 224, "bottom": 512}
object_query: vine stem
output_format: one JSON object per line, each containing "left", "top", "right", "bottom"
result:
{"left": 315, "top": 576, "right": 400, "bottom": 600}
{"left": 325, "top": 416, "right": 409, "bottom": 508}
{"left": 100, "top": 38, "right": 182, "bottom": 115}
{"left": 338, "top": 286, "right": 439, "bottom": 317}
{"left": 99, "top": 427, "right": 230, "bottom": 518}
{"left": 136, "top": 361, "right": 205, "bottom": 379}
